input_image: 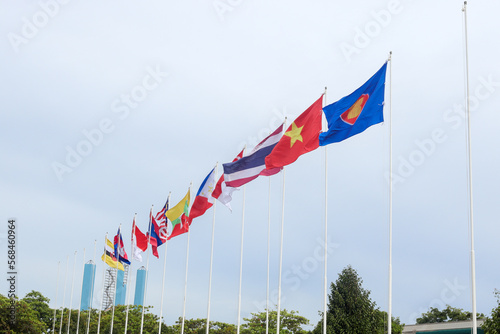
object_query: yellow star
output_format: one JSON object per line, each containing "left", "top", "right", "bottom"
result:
{"left": 284, "top": 122, "right": 304, "bottom": 148}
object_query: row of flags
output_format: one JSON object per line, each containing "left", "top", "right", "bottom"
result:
{"left": 100, "top": 61, "right": 388, "bottom": 270}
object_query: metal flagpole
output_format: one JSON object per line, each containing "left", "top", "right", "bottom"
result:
{"left": 52, "top": 261, "right": 61, "bottom": 333}
{"left": 322, "top": 90, "right": 328, "bottom": 334}
{"left": 67, "top": 251, "right": 77, "bottom": 334}
{"left": 236, "top": 185, "right": 246, "bottom": 334}
{"left": 276, "top": 117, "right": 288, "bottom": 334}
{"left": 266, "top": 177, "right": 271, "bottom": 334}
{"left": 59, "top": 255, "right": 69, "bottom": 334}
{"left": 140, "top": 207, "right": 154, "bottom": 334}
{"left": 124, "top": 215, "right": 136, "bottom": 334}
{"left": 462, "top": 2, "right": 477, "bottom": 333}
{"left": 159, "top": 194, "right": 171, "bottom": 334}
{"left": 87, "top": 240, "right": 97, "bottom": 334}
{"left": 180, "top": 183, "right": 193, "bottom": 334}
{"left": 110, "top": 226, "right": 121, "bottom": 334}
{"left": 206, "top": 164, "right": 218, "bottom": 334}
{"left": 388, "top": 51, "right": 393, "bottom": 334}
{"left": 181, "top": 225, "right": 192, "bottom": 334}
{"left": 76, "top": 248, "right": 86, "bottom": 334}
{"left": 97, "top": 233, "right": 108, "bottom": 334}
{"left": 276, "top": 166, "right": 285, "bottom": 334}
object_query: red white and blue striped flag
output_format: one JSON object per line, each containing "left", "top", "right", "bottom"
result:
{"left": 223, "top": 123, "right": 283, "bottom": 188}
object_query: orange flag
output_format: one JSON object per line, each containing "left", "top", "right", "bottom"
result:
{"left": 265, "top": 95, "right": 323, "bottom": 169}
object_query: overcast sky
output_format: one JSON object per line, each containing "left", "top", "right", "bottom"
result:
{"left": 2, "top": 0, "right": 500, "bottom": 329}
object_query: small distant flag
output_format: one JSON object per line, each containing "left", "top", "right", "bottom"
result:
{"left": 166, "top": 189, "right": 191, "bottom": 240}
{"left": 131, "top": 216, "right": 148, "bottom": 262}
{"left": 101, "top": 237, "right": 124, "bottom": 271}
{"left": 188, "top": 167, "right": 216, "bottom": 224}
{"left": 265, "top": 95, "right": 323, "bottom": 169}
{"left": 212, "top": 149, "right": 244, "bottom": 211}
{"left": 114, "top": 228, "right": 130, "bottom": 265}
{"left": 319, "top": 62, "right": 387, "bottom": 145}
{"left": 223, "top": 124, "right": 283, "bottom": 188}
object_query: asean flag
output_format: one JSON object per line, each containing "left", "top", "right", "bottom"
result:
{"left": 187, "top": 167, "right": 216, "bottom": 224}
{"left": 319, "top": 62, "right": 387, "bottom": 145}
{"left": 265, "top": 95, "right": 323, "bottom": 169}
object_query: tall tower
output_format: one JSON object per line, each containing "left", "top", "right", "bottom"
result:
{"left": 80, "top": 261, "right": 96, "bottom": 311}
{"left": 102, "top": 264, "right": 129, "bottom": 310}
{"left": 134, "top": 266, "right": 147, "bottom": 306}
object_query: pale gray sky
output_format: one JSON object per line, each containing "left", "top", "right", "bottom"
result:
{"left": 1, "top": 0, "right": 500, "bottom": 329}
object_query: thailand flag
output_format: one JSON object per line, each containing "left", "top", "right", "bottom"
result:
{"left": 223, "top": 124, "right": 283, "bottom": 188}
{"left": 188, "top": 167, "right": 216, "bottom": 224}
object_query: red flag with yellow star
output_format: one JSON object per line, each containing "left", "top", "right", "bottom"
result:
{"left": 265, "top": 95, "right": 323, "bottom": 169}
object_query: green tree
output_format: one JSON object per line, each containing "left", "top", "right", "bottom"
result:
{"left": 481, "top": 290, "right": 500, "bottom": 333}
{"left": 170, "top": 317, "right": 236, "bottom": 334}
{"left": 312, "top": 265, "right": 401, "bottom": 334}
{"left": 22, "top": 290, "right": 54, "bottom": 331}
{"left": 241, "top": 309, "right": 310, "bottom": 334}
{"left": 374, "top": 309, "right": 403, "bottom": 334}
{"left": 416, "top": 305, "right": 484, "bottom": 324}
{"left": 0, "top": 294, "right": 48, "bottom": 333}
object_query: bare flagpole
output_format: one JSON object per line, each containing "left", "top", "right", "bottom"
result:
{"left": 59, "top": 255, "right": 69, "bottom": 334}
{"left": 76, "top": 248, "right": 86, "bottom": 334}
{"left": 206, "top": 164, "right": 218, "bottom": 334}
{"left": 52, "top": 261, "right": 61, "bottom": 333}
{"left": 140, "top": 207, "right": 154, "bottom": 334}
{"left": 67, "top": 251, "right": 77, "bottom": 334}
{"left": 388, "top": 51, "right": 393, "bottom": 334}
{"left": 462, "top": 2, "right": 477, "bottom": 333}
{"left": 86, "top": 240, "right": 97, "bottom": 334}
{"left": 97, "top": 233, "right": 108, "bottom": 334}
{"left": 236, "top": 185, "right": 246, "bottom": 334}
{"left": 159, "top": 193, "right": 172, "bottom": 334}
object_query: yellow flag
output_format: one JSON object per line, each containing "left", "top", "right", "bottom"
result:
{"left": 101, "top": 237, "right": 124, "bottom": 271}
{"left": 166, "top": 189, "right": 190, "bottom": 221}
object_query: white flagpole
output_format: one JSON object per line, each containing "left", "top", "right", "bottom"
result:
{"left": 388, "top": 52, "right": 393, "bottom": 334}
{"left": 110, "top": 226, "right": 121, "bottom": 334}
{"left": 125, "top": 214, "right": 137, "bottom": 334}
{"left": 87, "top": 240, "right": 97, "bottom": 334}
{"left": 159, "top": 193, "right": 171, "bottom": 334}
{"left": 59, "top": 255, "right": 69, "bottom": 334}
{"left": 462, "top": 3, "right": 477, "bottom": 333}
{"left": 181, "top": 228, "right": 192, "bottom": 334}
{"left": 180, "top": 184, "right": 193, "bottom": 334}
{"left": 52, "top": 261, "right": 61, "bottom": 333}
{"left": 76, "top": 248, "right": 86, "bottom": 334}
{"left": 322, "top": 90, "right": 328, "bottom": 334}
{"left": 276, "top": 165, "right": 285, "bottom": 334}
{"left": 236, "top": 185, "right": 246, "bottom": 334}
{"left": 67, "top": 251, "right": 78, "bottom": 334}
{"left": 97, "top": 233, "right": 108, "bottom": 334}
{"left": 266, "top": 177, "right": 271, "bottom": 334}
{"left": 206, "top": 164, "right": 218, "bottom": 334}
{"left": 140, "top": 207, "right": 154, "bottom": 334}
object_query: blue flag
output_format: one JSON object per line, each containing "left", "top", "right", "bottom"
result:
{"left": 319, "top": 62, "right": 387, "bottom": 146}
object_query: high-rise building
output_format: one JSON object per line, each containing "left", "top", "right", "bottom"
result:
{"left": 80, "top": 261, "right": 96, "bottom": 311}
{"left": 134, "top": 266, "right": 147, "bottom": 306}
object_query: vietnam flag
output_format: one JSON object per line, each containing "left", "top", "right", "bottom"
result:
{"left": 265, "top": 95, "right": 323, "bottom": 169}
